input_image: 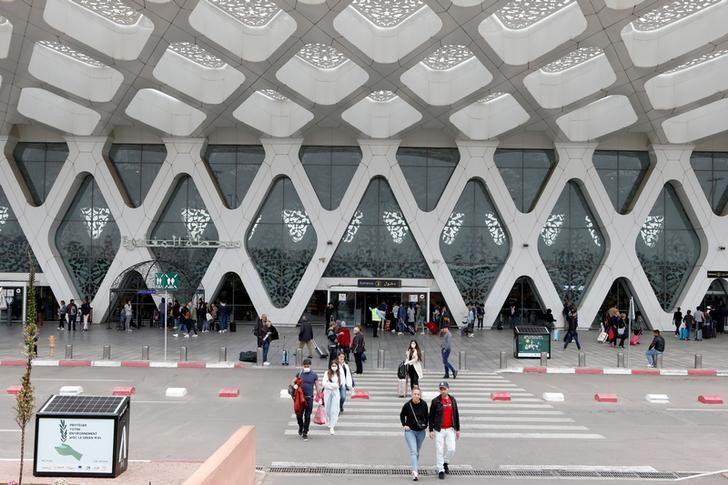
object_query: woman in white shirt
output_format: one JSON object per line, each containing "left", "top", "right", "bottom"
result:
{"left": 336, "top": 352, "right": 354, "bottom": 413}
{"left": 322, "top": 360, "right": 341, "bottom": 435}
{"left": 404, "top": 340, "right": 423, "bottom": 390}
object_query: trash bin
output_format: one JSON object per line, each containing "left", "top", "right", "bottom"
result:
{"left": 513, "top": 325, "right": 551, "bottom": 359}
{"left": 34, "top": 395, "right": 130, "bottom": 478}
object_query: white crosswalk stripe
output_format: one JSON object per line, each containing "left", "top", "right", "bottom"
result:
{"left": 288, "top": 371, "right": 603, "bottom": 440}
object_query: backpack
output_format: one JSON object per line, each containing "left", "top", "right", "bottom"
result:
{"left": 397, "top": 361, "right": 407, "bottom": 379}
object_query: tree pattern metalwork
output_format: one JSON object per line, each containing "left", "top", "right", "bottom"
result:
{"left": 324, "top": 177, "right": 432, "bottom": 279}
{"left": 636, "top": 184, "right": 700, "bottom": 311}
{"left": 440, "top": 180, "right": 510, "bottom": 305}
{"left": 55, "top": 176, "right": 120, "bottom": 300}
{"left": 150, "top": 175, "right": 219, "bottom": 293}
{"left": 0, "top": 187, "right": 38, "bottom": 272}
{"left": 246, "top": 177, "right": 317, "bottom": 308}
{"left": 538, "top": 181, "right": 605, "bottom": 305}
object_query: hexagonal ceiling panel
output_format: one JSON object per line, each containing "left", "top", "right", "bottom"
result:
{"left": 1, "top": 0, "right": 728, "bottom": 143}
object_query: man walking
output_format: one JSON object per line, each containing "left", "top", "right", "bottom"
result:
{"left": 646, "top": 329, "right": 665, "bottom": 368}
{"left": 291, "top": 358, "right": 321, "bottom": 441}
{"left": 563, "top": 306, "right": 581, "bottom": 350}
{"left": 67, "top": 299, "right": 78, "bottom": 332}
{"left": 351, "top": 326, "right": 365, "bottom": 374}
{"left": 298, "top": 316, "right": 315, "bottom": 358}
{"left": 80, "top": 297, "right": 92, "bottom": 332}
{"left": 440, "top": 327, "right": 458, "bottom": 379}
{"left": 429, "top": 381, "right": 460, "bottom": 480}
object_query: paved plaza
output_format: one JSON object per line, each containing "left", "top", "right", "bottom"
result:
{"left": 1, "top": 321, "right": 727, "bottom": 371}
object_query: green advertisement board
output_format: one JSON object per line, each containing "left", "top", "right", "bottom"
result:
{"left": 513, "top": 326, "right": 551, "bottom": 358}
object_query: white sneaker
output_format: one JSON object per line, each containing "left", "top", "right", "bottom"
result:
{"left": 263, "top": 361, "right": 270, "bottom": 366}
{"left": 329, "top": 427, "right": 335, "bottom": 435}
{"left": 647, "top": 364, "right": 654, "bottom": 368}
{"left": 192, "top": 334, "right": 198, "bottom": 338}
{"left": 218, "top": 330, "right": 223, "bottom": 334}
{"left": 183, "top": 334, "right": 190, "bottom": 338}
{"left": 173, "top": 334, "right": 178, "bottom": 338}
{"left": 397, "top": 332, "right": 403, "bottom": 335}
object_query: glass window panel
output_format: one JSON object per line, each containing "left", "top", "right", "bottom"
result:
{"left": 300, "top": 146, "right": 361, "bottom": 210}
{"left": 593, "top": 150, "right": 649, "bottom": 214}
{"left": 205, "top": 145, "right": 264, "bottom": 209}
{"left": 495, "top": 149, "right": 555, "bottom": 212}
{"left": 109, "top": 144, "right": 165, "bottom": 207}
{"left": 13, "top": 142, "right": 69, "bottom": 205}
{"left": 397, "top": 147, "right": 459, "bottom": 212}
{"left": 0, "top": 187, "right": 39, "bottom": 272}
{"left": 325, "top": 177, "right": 431, "bottom": 279}
{"left": 636, "top": 184, "right": 700, "bottom": 311}
{"left": 55, "top": 176, "right": 120, "bottom": 300}
{"left": 246, "top": 177, "right": 316, "bottom": 308}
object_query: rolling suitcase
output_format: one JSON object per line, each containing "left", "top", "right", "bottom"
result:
{"left": 314, "top": 340, "right": 328, "bottom": 359}
{"left": 281, "top": 349, "right": 289, "bottom": 365}
{"left": 397, "top": 378, "right": 407, "bottom": 398}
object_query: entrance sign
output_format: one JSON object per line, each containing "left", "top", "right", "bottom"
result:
{"left": 357, "top": 279, "right": 401, "bottom": 288}
{"left": 409, "top": 294, "right": 418, "bottom": 303}
{"left": 123, "top": 236, "right": 240, "bottom": 250}
{"left": 338, "top": 293, "right": 347, "bottom": 302}
{"left": 34, "top": 395, "right": 130, "bottom": 478}
{"left": 154, "top": 272, "right": 180, "bottom": 290}
{"left": 707, "top": 270, "right": 728, "bottom": 278}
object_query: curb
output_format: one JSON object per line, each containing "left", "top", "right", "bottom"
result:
{"left": 500, "top": 367, "right": 724, "bottom": 376}
{"left": 0, "top": 359, "right": 248, "bottom": 369}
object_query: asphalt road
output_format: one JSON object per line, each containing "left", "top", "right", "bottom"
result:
{"left": 1, "top": 366, "right": 727, "bottom": 484}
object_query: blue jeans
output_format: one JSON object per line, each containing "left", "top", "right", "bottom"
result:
{"left": 340, "top": 384, "right": 347, "bottom": 410}
{"left": 262, "top": 340, "right": 271, "bottom": 362}
{"left": 646, "top": 349, "right": 662, "bottom": 366}
{"left": 442, "top": 349, "right": 456, "bottom": 377}
{"left": 404, "top": 429, "right": 426, "bottom": 473}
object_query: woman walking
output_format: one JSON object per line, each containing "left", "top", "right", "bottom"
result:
{"left": 404, "top": 340, "right": 423, "bottom": 390}
{"left": 322, "top": 360, "right": 341, "bottom": 435}
{"left": 400, "top": 386, "right": 428, "bottom": 481}
{"left": 336, "top": 352, "right": 353, "bottom": 413}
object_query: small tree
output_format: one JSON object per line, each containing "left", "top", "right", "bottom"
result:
{"left": 15, "top": 253, "right": 37, "bottom": 485}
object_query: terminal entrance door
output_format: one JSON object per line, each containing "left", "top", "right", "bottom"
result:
{"left": 701, "top": 279, "right": 728, "bottom": 333}
{"left": 0, "top": 284, "right": 25, "bottom": 325}
{"left": 498, "top": 277, "right": 544, "bottom": 327}
{"left": 327, "top": 287, "right": 430, "bottom": 329}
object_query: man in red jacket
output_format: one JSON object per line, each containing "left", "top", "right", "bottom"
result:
{"left": 336, "top": 321, "right": 351, "bottom": 362}
{"left": 429, "top": 381, "right": 460, "bottom": 480}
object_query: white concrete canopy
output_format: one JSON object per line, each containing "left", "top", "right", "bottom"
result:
{"left": 604, "top": 0, "right": 646, "bottom": 8}
{"left": 333, "top": 2, "right": 442, "bottom": 64}
{"left": 276, "top": 45, "right": 369, "bottom": 105}
{"left": 662, "top": 98, "right": 728, "bottom": 143}
{"left": 479, "top": 1, "right": 587, "bottom": 66}
{"left": 621, "top": 0, "right": 728, "bottom": 68}
{"left": 28, "top": 42, "right": 124, "bottom": 103}
{"left": 125, "top": 89, "right": 207, "bottom": 136}
{"left": 233, "top": 90, "right": 314, "bottom": 137}
{"left": 400, "top": 47, "right": 492, "bottom": 106}
{"left": 188, "top": 0, "right": 297, "bottom": 62}
{"left": 449, "top": 94, "right": 530, "bottom": 140}
{"left": 152, "top": 42, "right": 245, "bottom": 105}
{"left": 523, "top": 47, "right": 616, "bottom": 109}
{"left": 16, "top": 88, "right": 101, "bottom": 136}
{"left": 556, "top": 95, "right": 638, "bottom": 142}
{"left": 341, "top": 92, "right": 422, "bottom": 138}
{"left": 43, "top": 0, "right": 154, "bottom": 61}
{"left": 644, "top": 50, "right": 728, "bottom": 110}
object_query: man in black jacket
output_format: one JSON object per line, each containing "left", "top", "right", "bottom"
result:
{"left": 646, "top": 329, "right": 665, "bottom": 368}
{"left": 428, "top": 381, "right": 460, "bottom": 480}
{"left": 297, "top": 316, "right": 314, "bottom": 358}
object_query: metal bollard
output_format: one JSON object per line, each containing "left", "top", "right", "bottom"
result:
{"left": 377, "top": 348, "right": 385, "bottom": 369}
{"left": 617, "top": 352, "right": 625, "bottom": 368}
{"left": 102, "top": 344, "right": 111, "bottom": 360}
{"left": 65, "top": 344, "right": 73, "bottom": 360}
{"left": 142, "top": 345, "right": 150, "bottom": 361}
{"left": 694, "top": 354, "right": 703, "bottom": 369}
{"left": 295, "top": 348, "right": 303, "bottom": 367}
{"left": 256, "top": 347, "right": 263, "bottom": 367}
{"left": 459, "top": 350, "right": 467, "bottom": 370}
{"left": 539, "top": 352, "right": 548, "bottom": 368}
{"left": 499, "top": 351, "right": 507, "bottom": 369}
{"left": 578, "top": 351, "right": 586, "bottom": 367}
{"left": 179, "top": 346, "right": 187, "bottom": 362}
{"left": 656, "top": 353, "right": 663, "bottom": 369}
{"left": 219, "top": 347, "right": 227, "bottom": 362}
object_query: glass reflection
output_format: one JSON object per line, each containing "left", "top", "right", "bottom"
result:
{"left": 396, "top": 147, "right": 459, "bottom": 212}
{"left": 538, "top": 181, "right": 605, "bottom": 304}
{"left": 300, "top": 146, "right": 361, "bottom": 210}
{"left": 109, "top": 144, "right": 166, "bottom": 208}
{"left": 0, "top": 188, "right": 39, "bottom": 273}
{"left": 206, "top": 145, "right": 265, "bottom": 209}
{"left": 494, "top": 149, "right": 556, "bottom": 213}
{"left": 593, "top": 150, "right": 650, "bottom": 214}
{"left": 690, "top": 151, "right": 728, "bottom": 215}
{"left": 13, "top": 142, "right": 69, "bottom": 206}
{"left": 440, "top": 180, "right": 509, "bottom": 304}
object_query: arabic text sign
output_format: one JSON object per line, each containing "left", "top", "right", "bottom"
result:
{"left": 35, "top": 417, "right": 114, "bottom": 474}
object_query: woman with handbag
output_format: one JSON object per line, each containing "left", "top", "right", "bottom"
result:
{"left": 322, "top": 360, "right": 341, "bottom": 435}
{"left": 400, "top": 386, "right": 429, "bottom": 481}
{"left": 404, "top": 340, "right": 423, "bottom": 390}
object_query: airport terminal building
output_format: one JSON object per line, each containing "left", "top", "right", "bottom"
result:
{"left": 0, "top": 0, "right": 727, "bottom": 330}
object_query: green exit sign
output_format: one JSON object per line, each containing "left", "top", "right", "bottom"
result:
{"left": 154, "top": 272, "right": 180, "bottom": 290}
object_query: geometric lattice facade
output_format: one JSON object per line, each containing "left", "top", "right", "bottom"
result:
{"left": 2, "top": 0, "right": 728, "bottom": 329}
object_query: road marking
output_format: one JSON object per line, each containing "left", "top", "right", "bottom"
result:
{"left": 0, "top": 429, "right": 21, "bottom": 433}
{"left": 284, "top": 430, "right": 604, "bottom": 439}
{"left": 132, "top": 400, "right": 188, "bottom": 404}
{"left": 666, "top": 408, "right": 728, "bottom": 412}
{"left": 321, "top": 415, "right": 574, "bottom": 422}
{"left": 286, "top": 421, "right": 588, "bottom": 431}
{"left": 34, "top": 378, "right": 131, "bottom": 382}
{"left": 674, "top": 468, "right": 728, "bottom": 482}
{"left": 290, "top": 410, "right": 565, "bottom": 417}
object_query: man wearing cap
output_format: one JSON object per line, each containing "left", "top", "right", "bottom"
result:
{"left": 291, "top": 358, "right": 321, "bottom": 441}
{"left": 429, "top": 381, "right": 460, "bottom": 480}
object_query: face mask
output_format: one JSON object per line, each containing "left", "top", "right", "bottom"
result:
{"left": 303, "top": 367, "right": 311, "bottom": 373}
{"left": 331, "top": 366, "right": 338, "bottom": 371}
{"left": 410, "top": 343, "right": 416, "bottom": 348}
